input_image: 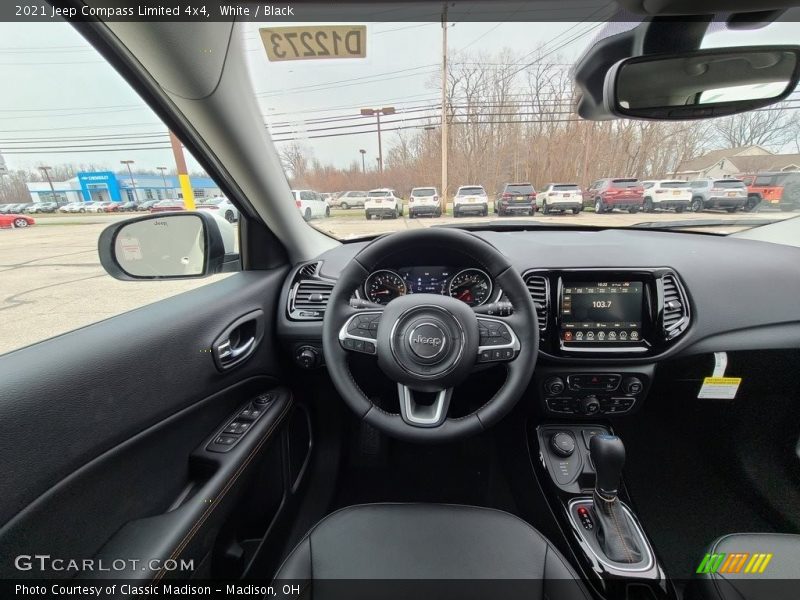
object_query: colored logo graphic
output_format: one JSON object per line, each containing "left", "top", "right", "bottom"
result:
{"left": 696, "top": 552, "right": 773, "bottom": 575}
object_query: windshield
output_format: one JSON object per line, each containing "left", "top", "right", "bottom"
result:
{"left": 247, "top": 17, "right": 797, "bottom": 238}
{"left": 457, "top": 187, "right": 486, "bottom": 196}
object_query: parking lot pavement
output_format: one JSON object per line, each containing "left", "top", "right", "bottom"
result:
{"left": 1, "top": 209, "right": 796, "bottom": 355}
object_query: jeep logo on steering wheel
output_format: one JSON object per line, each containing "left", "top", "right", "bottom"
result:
{"left": 408, "top": 323, "right": 447, "bottom": 359}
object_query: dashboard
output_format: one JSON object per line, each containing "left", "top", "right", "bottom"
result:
{"left": 357, "top": 266, "right": 501, "bottom": 307}
{"left": 279, "top": 227, "right": 800, "bottom": 417}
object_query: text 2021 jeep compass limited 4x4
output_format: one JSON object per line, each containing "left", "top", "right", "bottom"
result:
{"left": 2, "top": 4, "right": 800, "bottom": 600}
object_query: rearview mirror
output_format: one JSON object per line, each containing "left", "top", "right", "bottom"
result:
{"left": 605, "top": 45, "right": 800, "bottom": 120}
{"left": 98, "top": 211, "right": 239, "bottom": 280}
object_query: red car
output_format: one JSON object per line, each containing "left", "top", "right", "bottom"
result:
{"left": 585, "top": 178, "right": 645, "bottom": 213}
{"left": 0, "top": 213, "right": 35, "bottom": 228}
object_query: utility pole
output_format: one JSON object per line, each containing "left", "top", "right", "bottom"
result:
{"left": 360, "top": 107, "right": 395, "bottom": 174}
{"left": 359, "top": 149, "right": 366, "bottom": 173}
{"left": 39, "top": 166, "right": 57, "bottom": 205}
{"left": 120, "top": 160, "right": 139, "bottom": 204}
{"left": 441, "top": 2, "right": 449, "bottom": 213}
{"left": 157, "top": 166, "right": 170, "bottom": 198}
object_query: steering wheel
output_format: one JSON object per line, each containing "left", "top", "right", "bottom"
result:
{"left": 322, "top": 228, "right": 538, "bottom": 443}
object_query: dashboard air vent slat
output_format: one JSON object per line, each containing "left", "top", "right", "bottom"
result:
{"left": 524, "top": 274, "right": 549, "bottom": 332}
{"left": 662, "top": 273, "right": 689, "bottom": 340}
{"left": 298, "top": 262, "right": 320, "bottom": 279}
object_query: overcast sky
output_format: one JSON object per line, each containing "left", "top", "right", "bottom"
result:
{"left": 0, "top": 15, "right": 797, "bottom": 177}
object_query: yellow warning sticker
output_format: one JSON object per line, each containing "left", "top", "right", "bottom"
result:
{"left": 698, "top": 377, "right": 742, "bottom": 399}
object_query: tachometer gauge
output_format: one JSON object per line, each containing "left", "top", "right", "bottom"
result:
{"left": 365, "top": 270, "right": 407, "bottom": 304}
{"left": 448, "top": 268, "right": 493, "bottom": 306}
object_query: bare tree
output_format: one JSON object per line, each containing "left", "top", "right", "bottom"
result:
{"left": 711, "top": 104, "right": 800, "bottom": 149}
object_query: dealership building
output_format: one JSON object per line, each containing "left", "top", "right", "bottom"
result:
{"left": 26, "top": 170, "right": 221, "bottom": 204}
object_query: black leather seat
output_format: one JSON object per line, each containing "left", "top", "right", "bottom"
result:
{"left": 687, "top": 533, "right": 800, "bottom": 600}
{"left": 274, "top": 503, "right": 591, "bottom": 600}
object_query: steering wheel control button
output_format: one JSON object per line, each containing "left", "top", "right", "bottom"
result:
{"left": 550, "top": 432, "right": 576, "bottom": 457}
{"left": 477, "top": 320, "right": 512, "bottom": 346}
{"left": 408, "top": 322, "right": 447, "bottom": 359}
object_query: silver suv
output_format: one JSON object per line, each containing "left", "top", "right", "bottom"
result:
{"left": 689, "top": 178, "right": 747, "bottom": 213}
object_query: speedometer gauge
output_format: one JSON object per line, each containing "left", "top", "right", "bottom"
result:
{"left": 365, "top": 270, "right": 407, "bottom": 304}
{"left": 448, "top": 268, "right": 493, "bottom": 306}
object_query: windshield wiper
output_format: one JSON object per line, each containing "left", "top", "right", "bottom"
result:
{"left": 631, "top": 218, "right": 781, "bottom": 230}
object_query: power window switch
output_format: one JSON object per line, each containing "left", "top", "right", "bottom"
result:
{"left": 214, "top": 435, "right": 237, "bottom": 446}
{"left": 223, "top": 421, "right": 251, "bottom": 435}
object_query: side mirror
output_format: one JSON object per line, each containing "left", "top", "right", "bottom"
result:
{"left": 604, "top": 45, "right": 800, "bottom": 120}
{"left": 97, "top": 211, "right": 239, "bottom": 280}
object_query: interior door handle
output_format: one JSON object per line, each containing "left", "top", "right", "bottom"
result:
{"left": 217, "top": 337, "right": 255, "bottom": 364}
{"left": 212, "top": 310, "right": 264, "bottom": 371}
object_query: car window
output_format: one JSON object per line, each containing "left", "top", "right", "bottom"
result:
{"left": 368, "top": 191, "right": 390, "bottom": 197}
{"left": 753, "top": 176, "right": 773, "bottom": 185}
{"left": 610, "top": 179, "right": 639, "bottom": 187}
{"left": 0, "top": 21, "right": 238, "bottom": 355}
{"left": 660, "top": 181, "right": 690, "bottom": 188}
{"left": 505, "top": 184, "right": 534, "bottom": 194}
{"left": 552, "top": 184, "right": 580, "bottom": 191}
{"left": 411, "top": 188, "right": 436, "bottom": 196}
{"left": 300, "top": 191, "right": 314, "bottom": 200}
{"left": 714, "top": 180, "right": 746, "bottom": 188}
{"left": 457, "top": 187, "right": 485, "bottom": 196}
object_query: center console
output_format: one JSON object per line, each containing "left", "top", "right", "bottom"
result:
{"left": 531, "top": 424, "right": 675, "bottom": 600}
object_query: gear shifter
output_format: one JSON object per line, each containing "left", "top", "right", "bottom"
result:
{"left": 589, "top": 435, "right": 644, "bottom": 564}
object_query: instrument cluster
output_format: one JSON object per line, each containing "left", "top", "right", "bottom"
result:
{"left": 360, "top": 266, "right": 498, "bottom": 307}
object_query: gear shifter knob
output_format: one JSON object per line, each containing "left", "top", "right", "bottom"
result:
{"left": 590, "top": 434, "right": 625, "bottom": 498}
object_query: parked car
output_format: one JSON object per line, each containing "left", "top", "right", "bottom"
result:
{"left": 291, "top": 189, "right": 329, "bottom": 221}
{"left": 137, "top": 199, "right": 159, "bottom": 211}
{"left": 739, "top": 172, "right": 798, "bottom": 212}
{"left": 640, "top": 180, "right": 691, "bottom": 213}
{"left": 197, "top": 196, "right": 239, "bottom": 222}
{"left": 585, "top": 178, "right": 644, "bottom": 213}
{"left": 364, "top": 188, "right": 403, "bottom": 220}
{"left": 83, "top": 201, "right": 108, "bottom": 213}
{"left": 117, "top": 201, "right": 138, "bottom": 212}
{"left": 408, "top": 187, "right": 441, "bottom": 218}
{"left": 0, "top": 213, "right": 35, "bottom": 228}
{"left": 0, "top": 203, "right": 26, "bottom": 214}
{"left": 495, "top": 183, "right": 535, "bottom": 216}
{"left": 100, "top": 201, "right": 121, "bottom": 212}
{"left": 150, "top": 199, "right": 186, "bottom": 213}
{"left": 59, "top": 202, "right": 84, "bottom": 213}
{"left": 25, "top": 201, "right": 58, "bottom": 214}
{"left": 453, "top": 185, "right": 488, "bottom": 217}
{"left": 689, "top": 178, "right": 747, "bottom": 213}
{"left": 535, "top": 183, "right": 583, "bottom": 215}
{"left": 331, "top": 191, "right": 368, "bottom": 209}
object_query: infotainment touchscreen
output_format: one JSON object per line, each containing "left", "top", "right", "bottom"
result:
{"left": 560, "top": 281, "right": 643, "bottom": 343}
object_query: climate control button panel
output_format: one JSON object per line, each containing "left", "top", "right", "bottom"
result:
{"left": 536, "top": 366, "right": 653, "bottom": 417}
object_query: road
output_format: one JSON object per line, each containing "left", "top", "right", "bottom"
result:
{"left": 1, "top": 209, "right": 795, "bottom": 355}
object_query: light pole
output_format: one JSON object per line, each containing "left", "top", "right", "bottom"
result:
{"left": 359, "top": 149, "right": 366, "bottom": 173}
{"left": 120, "top": 159, "right": 139, "bottom": 204}
{"left": 39, "top": 166, "right": 57, "bottom": 205}
{"left": 156, "top": 166, "right": 170, "bottom": 199}
{"left": 360, "top": 106, "right": 395, "bottom": 173}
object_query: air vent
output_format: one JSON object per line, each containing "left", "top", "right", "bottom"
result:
{"left": 662, "top": 273, "right": 690, "bottom": 340}
{"left": 288, "top": 263, "right": 333, "bottom": 321}
{"left": 524, "top": 273, "right": 549, "bottom": 331}
{"left": 298, "top": 262, "right": 320, "bottom": 279}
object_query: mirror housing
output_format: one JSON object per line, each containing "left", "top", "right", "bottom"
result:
{"left": 98, "top": 211, "right": 239, "bottom": 281}
{"left": 604, "top": 45, "right": 800, "bottom": 120}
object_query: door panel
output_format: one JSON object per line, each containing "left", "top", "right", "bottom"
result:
{"left": 0, "top": 269, "right": 288, "bottom": 578}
